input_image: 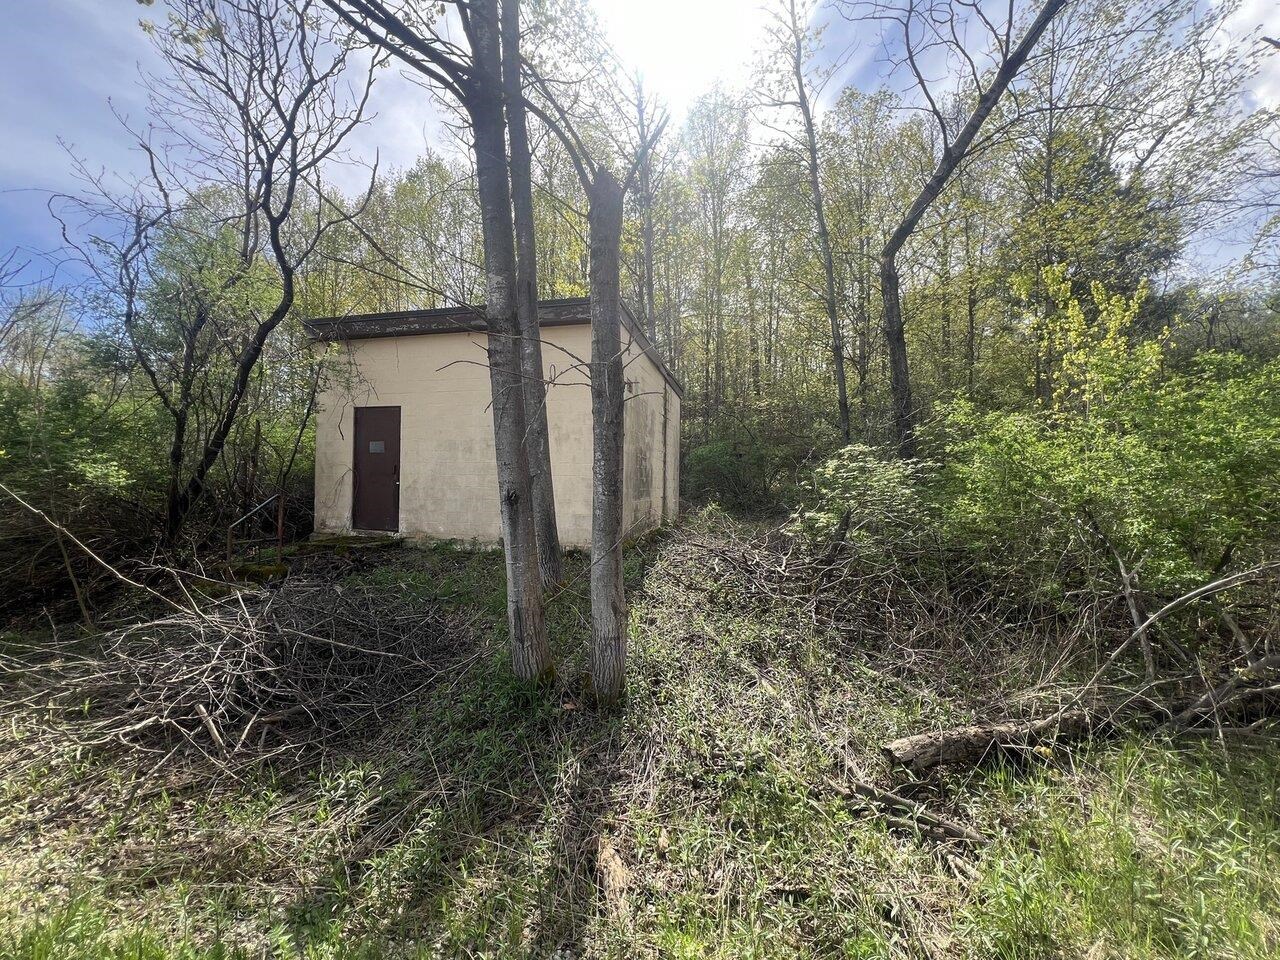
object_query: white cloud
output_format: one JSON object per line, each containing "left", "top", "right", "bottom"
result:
{"left": 330, "top": 61, "right": 450, "bottom": 195}
{"left": 1223, "top": 0, "right": 1280, "bottom": 108}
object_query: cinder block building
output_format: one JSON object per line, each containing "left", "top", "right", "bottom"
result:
{"left": 307, "top": 298, "right": 681, "bottom": 546}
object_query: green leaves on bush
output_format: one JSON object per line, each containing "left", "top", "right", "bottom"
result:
{"left": 937, "top": 275, "right": 1280, "bottom": 593}
{"left": 790, "top": 273, "right": 1280, "bottom": 601}
{"left": 684, "top": 439, "right": 774, "bottom": 512}
{"left": 788, "top": 444, "right": 931, "bottom": 557}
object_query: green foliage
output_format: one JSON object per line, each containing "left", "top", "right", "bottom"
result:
{"left": 684, "top": 403, "right": 840, "bottom": 512}
{"left": 788, "top": 443, "right": 930, "bottom": 555}
{"left": 961, "top": 743, "right": 1280, "bottom": 960}
{"left": 3, "top": 901, "right": 236, "bottom": 960}
{"left": 683, "top": 437, "right": 773, "bottom": 511}
{"left": 0, "top": 291, "right": 154, "bottom": 501}
{"left": 935, "top": 273, "right": 1280, "bottom": 592}
{"left": 1006, "top": 127, "right": 1181, "bottom": 308}
{"left": 784, "top": 271, "right": 1280, "bottom": 607}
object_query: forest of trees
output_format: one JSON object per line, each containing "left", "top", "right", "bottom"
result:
{"left": 3, "top": 0, "right": 1278, "bottom": 688}
{"left": 2, "top": 0, "right": 1280, "bottom": 955}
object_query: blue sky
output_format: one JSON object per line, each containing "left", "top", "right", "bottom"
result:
{"left": 0, "top": 0, "right": 440, "bottom": 277}
{"left": 2, "top": 1, "right": 1275, "bottom": 284}
{"left": 0, "top": 0, "right": 878, "bottom": 276}
{"left": 1, "top": 2, "right": 157, "bottom": 266}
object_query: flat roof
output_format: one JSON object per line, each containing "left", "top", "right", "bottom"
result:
{"left": 305, "top": 296, "right": 684, "bottom": 399}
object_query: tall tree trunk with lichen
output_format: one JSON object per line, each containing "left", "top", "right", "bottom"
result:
{"left": 586, "top": 170, "right": 628, "bottom": 705}
{"left": 501, "top": 0, "right": 563, "bottom": 590}
{"left": 471, "top": 0, "right": 552, "bottom": 681}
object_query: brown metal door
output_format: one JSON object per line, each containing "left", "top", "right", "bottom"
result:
{"left": 352, "top": 406, "right": 400, "bottom": 531}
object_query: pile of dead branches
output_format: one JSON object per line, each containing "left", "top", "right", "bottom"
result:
{"left": 875, "top": 562, "right": 1280, "bottom": 773}
{"left": 1, "top": 573, "right": 471, "bottom": 765}
{"left": 678, "top": 517, "right": 1075, "bottom": 697}
{"left": 675, "top": 514, "right": 1280, "bottom": 774}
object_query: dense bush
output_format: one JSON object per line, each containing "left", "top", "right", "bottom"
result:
{"left": 936, "top": 274, "right": 1280, "bottom": 594}
{"left": 793, "top": 273, "right": 1280, "bottom": 605}
{"left": 683, "top": 437, "right": 781, "bottom": 512}
{"left": 683, "top": 410, "right": 841, "bottom": 513}
{"left": 788, "top": 443, "right": 931, "bottom": 560}
{"left": 0, "top": 287, "right": 322, "bottom": 618}
{"left": 0, "top": 362, "right": 165, "bottom": 499}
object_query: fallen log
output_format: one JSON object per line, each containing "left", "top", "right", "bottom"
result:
{"left": 885, "top": 565, "right": 1280, "bottom": 775}
{"left": 882, "top": 709, "right": 1099, "bottom": 774}
{"left": 885, "top": 659, "right": 1280, "bottom": 775}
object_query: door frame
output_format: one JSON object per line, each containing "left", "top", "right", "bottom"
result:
{"left": 351, "top": 405, "right": 401, "bottom": 532}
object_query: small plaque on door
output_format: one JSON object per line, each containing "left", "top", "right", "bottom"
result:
{"left": 368, "top": 440, "right": 385, "bottom": 454}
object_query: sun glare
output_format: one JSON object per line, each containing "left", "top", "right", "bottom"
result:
{"left": 591, "top": 0, "right": 773, "bottom": 117}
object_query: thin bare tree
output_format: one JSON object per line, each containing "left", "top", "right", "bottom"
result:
{"left": 524, "top": 54, "right": 668, "bottom": 705}
{"left": 840, "top": 0, "right": 1071, "bottom": 456}
{"left": 60, "top": 0, "right": 378, "bottom": 544}
{"left": 764, "top": 0, "right": 852, "bottom": 443}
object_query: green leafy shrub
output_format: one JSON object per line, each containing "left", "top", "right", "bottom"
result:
{"left": 684, "top": 400, "right": 845, "bottom": 513}
{"left": 934, "top": 271, "right": 1280, "bottom": 595}
{"left": 788, "top": 443, "right": 931, "bottom": 557}
{"left": 683, "top": 438, "right": 773, "bottom": 511}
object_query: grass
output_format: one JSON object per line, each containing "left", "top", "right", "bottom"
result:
{"left": 962, "top": 743, "right": 1280, "bottom": 958}
{"left": 1, "top": 511, "right": 1278, "bottom": 958}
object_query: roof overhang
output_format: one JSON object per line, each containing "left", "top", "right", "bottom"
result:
{"left": 305, "top": 297, "right": 684, "bottom": 399}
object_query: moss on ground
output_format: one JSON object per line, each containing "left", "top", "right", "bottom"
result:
{"left": 1, "top": 513, "right": 1277, "bottom": 959}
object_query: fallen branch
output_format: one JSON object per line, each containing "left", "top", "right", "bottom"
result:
{"left": 885, "top": 658, "right": 1280, "bottom": 774}
{"left": 1078, "top": 562, "right": 1279, "bottom": 697}
{"left": 825, "top": 776, "right": 987, "bottom": 845}
{"left": 884, "top": 564, "right": 1280, "bottom": 773}
{"left": 1173, "top": 654, "right": 1280, "bottom": 726}
{"left": 0, "top": 479, "right": 189, "bottom": 614}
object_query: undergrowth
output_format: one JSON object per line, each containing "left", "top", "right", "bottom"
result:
{"left": 1, "top": 514, "right": 1277, "bottom": 959}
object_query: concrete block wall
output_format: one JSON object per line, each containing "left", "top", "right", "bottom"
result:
{"left": 314, "top": 322, "right": 680, "bottom": 548}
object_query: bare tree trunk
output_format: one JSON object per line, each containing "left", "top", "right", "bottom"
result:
{"left": 963, "top": 213, "right": 978, "bottom": 397}
{"left": 164, "top": 410, "right": 190, "bottom": 544}
{"left": 877, "top": 0, "right": 1069, "bottom": 456}
{"left": 140, "top": 289, "right": 209, "bottom": 545}
{"left": 857, "top": 232, "right": 872, "bottom": 433}
{"left": 879, "top": 256, "right": 916, "bottom": 458}
{"left": 939, "top": 226, "right": 952, "bottom": 379}
{"left": 325, "top": 0, "right": 552, "bottom": 680}
{"left": 637, "top": 86, "right": 660, "bottom": 344}
{"left": 518, "top": 50, "right": 666, "bottom": 704}
{"left": 587, "top": 170, "right": 628, "bottom": 705}
{"left": 746, "top": 256, "right": 761, "bottom": 397}
{"left": 471, "top": 0, "right": 552, "bottom": 681}
{"left": 788, "top": 0, "right": 851, "bottom": 443}
{"left": 168, "top": 261, "right": 296, "bottom": 538}
{"left": 501, "top": 0, "right": 563, "bottom": 590}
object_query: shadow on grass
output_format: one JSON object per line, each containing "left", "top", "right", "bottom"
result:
{"left": 7, "top": 522, "right": 1280, "bottom": 959}
{"left": 266, "top": 534, "right": 670, "bottom": 955}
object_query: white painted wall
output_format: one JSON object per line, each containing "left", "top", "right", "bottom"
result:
{"left": 314, "top": 321, "right": 680, "bottom": 547}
